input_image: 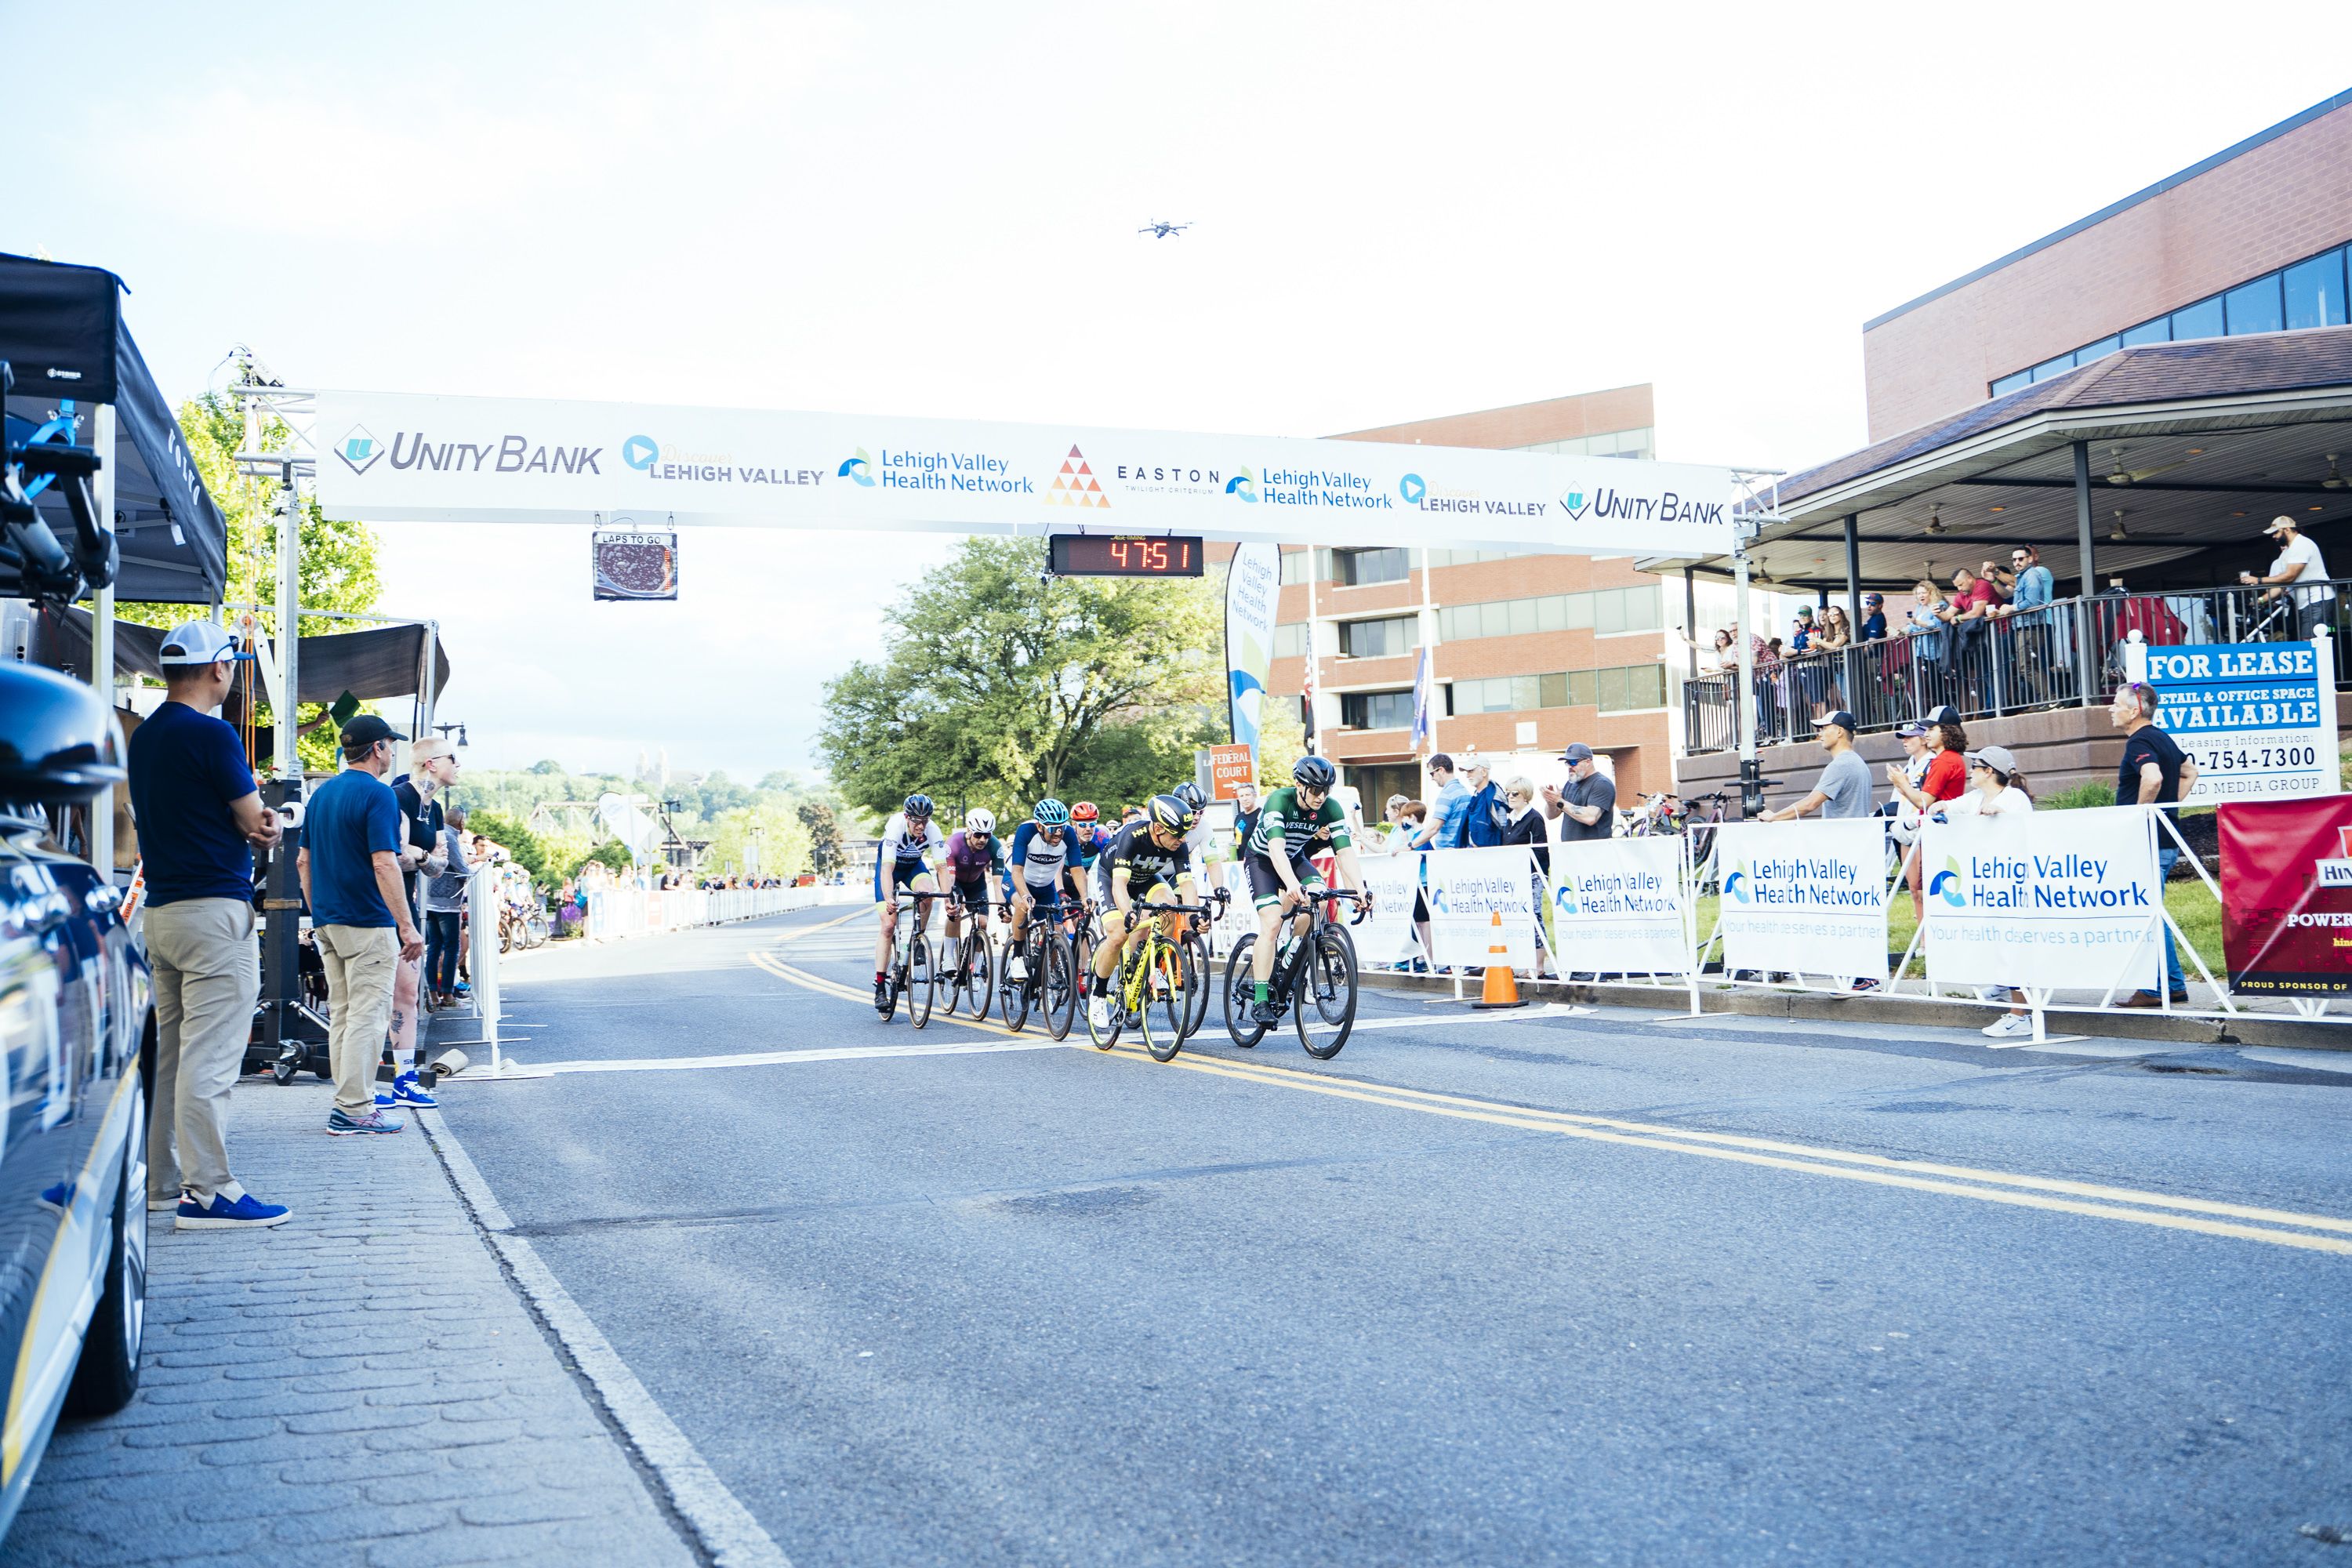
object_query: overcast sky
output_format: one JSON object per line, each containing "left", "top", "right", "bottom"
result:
{"left": 14, "top": 2, "right": 2349, "bottom": 779}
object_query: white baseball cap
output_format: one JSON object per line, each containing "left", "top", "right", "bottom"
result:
{"left": 156, "top": 622, "right": 249, "bottom": 666}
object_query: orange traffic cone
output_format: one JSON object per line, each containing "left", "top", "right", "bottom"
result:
{"left": 1472, "top": 909, "right": 1526, "bottom": 1009}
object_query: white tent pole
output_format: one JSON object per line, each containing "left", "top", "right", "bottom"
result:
{"left": 274, "top": 464, "right": 301, "bottom": 781}
{"left": 91, "top": 405, "right": 117, "bottom": 877}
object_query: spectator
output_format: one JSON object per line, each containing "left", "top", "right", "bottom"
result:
{"left": 1992, "top": 546, "right": 2058, "bottom": 704}
{"left": 1939, "top": 746, "right": 2039, "bottom": 1038}
{"left": 128, "top": 622, "right": 290, "bottom": 1230}
{"left": 1904, "top": 580, "right": 1951, "bottom": 710}
{"left": 1858, "top": 593, "right": 1887, "bottom": 642}
{"left": 2242, "top": 515, "right": 2336, "bottom": 641}
{"left": 1232, "top": 781, "right": 1261, "bottom": 854}
{"left": 1815, "top": 604, "right": 1854, "bottom": 717}
{"left": 1391, "top": 799, "right": 1435, "bottom": 970}
{"left": 385, "top": 739, "right": 459, "bottom": 1107}
{"left": 1789, "top": 605, "right": 1815, "bottom": 653}
{"left": 1886, "top": 708, "right": 1968, "bottom": 917}
{"left": 424, "top": 804, "right": 473, "bottom": 1007}
{"left": 1461, "top": 758, "right": 1505, "bottom": 848}
{"left": 1948, "top": 567, "right": 2005, "bottom": 706}
{"left": 1881, "top": 720, "right": 1935, "bottom": 837}
{"left": 2111, "top": 681, "right": 2197, "bottom": 1007}
{"left": 1498, "top": 777, "right": 1552, "bottom": 978}
{"left": 1756, "top": 711, "right": 1870, "bottom": 822}
{"left": 1543, "top": 743, "right": 1615, "bottom": 840}
{"left": 298, "top": 716, "right": 425, "bottom": 1135}
{"left": 1414, "top": 753, "right": 1471, "bottom": 850}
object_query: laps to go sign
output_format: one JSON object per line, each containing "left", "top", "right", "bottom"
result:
{"left": 2125, "top": 638, "right": 2339, "bottom": 804}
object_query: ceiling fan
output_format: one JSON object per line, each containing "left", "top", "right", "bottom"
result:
{"left": 2324, "top": 453, "right": 2345, "bottom": 490}
{"left": 2101, "top": 443, "right": 2196, "bottom": 486}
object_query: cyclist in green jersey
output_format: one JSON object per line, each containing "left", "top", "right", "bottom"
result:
{"left": 1243, "top": 755, "right": 1373, "bottom": 1021}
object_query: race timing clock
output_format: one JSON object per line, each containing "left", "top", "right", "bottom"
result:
{"left": 1047, "top": 534, "right": 1205, "bottom": 578}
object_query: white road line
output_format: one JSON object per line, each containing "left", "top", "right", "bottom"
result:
{"left": 1345, "top": 1004, "right": 1595, "bottom": 1031}
{"left": 420, "top": 1109, "right": 794, "bottom": 1568}
{"left": 517, "top": 1036, "right": 1073, "bottom": 1076}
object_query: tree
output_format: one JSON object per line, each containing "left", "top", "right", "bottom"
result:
{"left": 703, "top": 800, "right": 813, "bottom": 880}
{"left": 817, "top": 538, "right": 1225, "bottom": 821}
{"left": 1254, "top": 699, "right": 1309, "bottom": 789}
{"left": 466, "top": 809, "right": 548, "bottom": 885}
{"left": 529, "top": 759, "right": 567, "bottom": 775}
{"left": 797, "top": 798, "right": 846, "bottom": 877}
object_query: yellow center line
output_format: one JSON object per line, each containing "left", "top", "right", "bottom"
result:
{"left": 747, "top": 936, "right": 2352, "bottom": 1257}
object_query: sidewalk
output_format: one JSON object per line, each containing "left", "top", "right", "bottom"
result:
{"left": 5, "top": 1065, "right": 699, "bottom": 1566}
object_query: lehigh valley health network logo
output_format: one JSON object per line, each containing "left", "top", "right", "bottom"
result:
{"left": 621, "top": 435, "right": 660, "bottom": 472}
{"left": 1723, "top": 859, "right": 1751, "bottom": 902}
{"left": 837, "top": 447, "right": 876, "bottom": 488}
{"left": 335, "top": 426, "right": 383, "bottom": 476}
{"left": 1551, "top": 876, "right": 1579, "bottom": 916}
{"left": 1929, "top": 855, "right": 1969, "bottom": 907}
{"left": 1225, "top": 467, "right": 1258, "bottom": 504}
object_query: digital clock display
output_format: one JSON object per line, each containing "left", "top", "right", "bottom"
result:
{"left": 1048, "top": 535, "right": 1205, "bottom": 577}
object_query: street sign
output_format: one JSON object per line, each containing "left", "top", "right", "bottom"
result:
{"left": 1209, "top": 742, "right": 1255, "bottom": 800}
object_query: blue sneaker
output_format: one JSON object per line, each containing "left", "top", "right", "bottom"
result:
{"left": 377, "top": 1072, "right": 437, "bottom": 1109}
{"left": 326, "top": 1106, "right": 405, "bottom": 1136}
{"left": 176, "top": 1192, "right": 292, "bottom": 1230}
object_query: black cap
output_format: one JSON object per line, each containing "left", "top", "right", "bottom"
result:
{"left": 339, "top": 713, "right": 407, "bottom": 750}
{"left": 1819, "top": 711, "right": 1857, "bottom": 732}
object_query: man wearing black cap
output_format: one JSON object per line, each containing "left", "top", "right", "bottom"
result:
{"left": 297, "top": 714, "right": 425, "bottom": 1135}
{"left": 1541, "top": 742, "right": 1613, "bottom": 842}
{"left": 1758, "top": 711, "right": 1871, "bottom": 822}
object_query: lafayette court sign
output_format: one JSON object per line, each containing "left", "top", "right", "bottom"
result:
{"left": 312, "top": 390, "right": 1744, "bottom": 554}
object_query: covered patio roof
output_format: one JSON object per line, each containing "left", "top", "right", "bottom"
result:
{"left": 1642, "top": 327, "right": 2352, "bottom": 599}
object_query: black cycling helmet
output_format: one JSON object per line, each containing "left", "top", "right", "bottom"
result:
{"left": 1292, "top": 754, "right": 1338, "bottom": 790}
{"left": 1146, "top": 793, "right": 1196, "bottom": 834}
{"left": 1172, "top": 780, "right": 1207, "bottom": 811}
{"left": 902, "top": 793, "right": 934, "bottom": 819}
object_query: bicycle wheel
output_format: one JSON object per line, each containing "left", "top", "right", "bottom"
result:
{"left": 1004, "top": 931, "right": 1033, "bottom": 1033}
{"left": 1222, "top": 936, "right": 1269, "bottom": 1048}
{"left": 938, "top": 938, "right": 962, "bottom": 1016}
{"left": 1143, "top": 943, "right": 1185, "bottom": 1062}
{"left": 908, "top": 933, "right": 935, "bottom": 1029}
{"left": 1294, "top": 924, "right": 1358, "bottom": 1059}
{"left": 1179, "top": 932, "right": 1211, "bottom": 1040}
{"left": 1043, "top": 934, "right": 1078, "bottom": 1041}
{"left": 1083, "top": 951, "right": 1123, "bottom": 1051}
{"left": 967, "top": 931, "right": 994, "bottom": 1022}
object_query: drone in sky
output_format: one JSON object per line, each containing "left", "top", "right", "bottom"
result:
{"left": 1138, "top": 221, "right": 1191, "bottom": 239}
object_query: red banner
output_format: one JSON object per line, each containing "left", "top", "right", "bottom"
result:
{"left": 2219, "top": 796, "right": 2352, "bottom": 996}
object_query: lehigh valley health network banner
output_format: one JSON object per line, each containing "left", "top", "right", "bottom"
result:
{"left": 314, "top": 390, "right": 1743, "bottom": 555}
{"left": 1545, "top": 837, "right": 1689, "bottom": 974}
{"left": 1711, "top": 820, "right": 1888, "bottom": 978}
{"left": 1426, "top": 848, "right": 1540, "bottom": 970}
{"left": 2219, "top": 795, "right": 2352, "bottom": 996}
{"left": 1353, "top": 853, "right": 1428, "bottom": 969}
{"left": 2125, "top": 638, "right": 2338, "bottom": 803}
{"left": 1918, "top": 807, "right": 2163, "bottom": 993}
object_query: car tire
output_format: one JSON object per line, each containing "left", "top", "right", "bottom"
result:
{"left": 66, "top": 1085, "right": 146, "bottom": 1417}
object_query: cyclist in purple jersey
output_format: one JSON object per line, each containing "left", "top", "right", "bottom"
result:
{"left": 940, "top": 808, "right": 1012, "bottom": 975}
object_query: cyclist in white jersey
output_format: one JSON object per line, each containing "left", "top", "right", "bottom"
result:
{"left": 873, "top": 793, "right": 945, "bottom": 1010}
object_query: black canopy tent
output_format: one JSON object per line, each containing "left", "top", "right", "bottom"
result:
{"left": 43, "top": 605, "right": 451, "bottom": 704}
{"left": 0, "top": 251, "right": 228, "bottom": 604}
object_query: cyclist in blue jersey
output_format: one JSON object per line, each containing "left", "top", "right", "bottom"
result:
{"left": 1007, "top": 797, "right": 1091, "bottom": 981}
{"left": 873, "top": 793, "right": 946, "bottom": 1010}
{"left": 939, "top": 808, "right": 1013, "bottom": 976}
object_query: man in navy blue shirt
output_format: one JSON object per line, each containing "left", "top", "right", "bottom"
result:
{"left": 129, "top": 622, "right": 290, "bottom": 1229}
{"left": 299, "top": 715, "right": 426, "bottom": 1134}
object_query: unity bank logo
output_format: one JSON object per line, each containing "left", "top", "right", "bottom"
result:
{"left": 1929, "top": 855, "right": 1968, "bottom": 907}
{"left": 1724, "top": 859, "right": 1751, "bottom": 902}
{"left": 1225, "top": 467, "right": 1258, "bottom": 504}
{"left": 1399, "top": 473, "right": 1426, "bottom": 506}
{"left": 837, "top": 448, "right": 876, "bottom": 488}
{"left": 621, "top": 435, "right": 660, "bottom": 473}
{"left": 1559, "top": 488, "right": 1589, "bottom": 521}
{"left": 335, "top": 426, "right": 383, "bottom": 477}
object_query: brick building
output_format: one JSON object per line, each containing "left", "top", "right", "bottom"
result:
{"left": 1262, "top": 387, "right": 1716, "bottom": 811}
{"left": 1863, "top": 88, "right": 2352, "bottom": 440}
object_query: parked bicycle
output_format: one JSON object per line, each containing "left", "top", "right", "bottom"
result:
{"left": 1223, "top": 887, "right": 1365, "bottom": 1059}
{"left": 1085, "top": 894, "right": 1223, "bottom": 1062}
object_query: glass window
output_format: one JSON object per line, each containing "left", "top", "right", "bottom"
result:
{"left": 1625, "top": 584, "right": 1663, "bottom": 632}
{"left": 1339, "top": 615, "right": 1416, "bottom": 659}
{"left": 1536, "top": 595, "right": 1567, "bottom": 633}
{"left": 1480, "top": 602, "right": 1511, "bottom": 638}
{"left": 2225, "top": 274, "right": 2284, "bottom": 336}
{"left": 1341, "top": 690, "right": 1414, "bottom": 730}
{"left": 2285, "top": 249, "right": 2348, "bottom": 331}
{"left": 1633, "top": 665, "right": 1667, "bottom": 708}
{"left": 1507, "top": 598, "right": 1538, "bottom": 636}
{"left": 1566, "top": 670, "right": 1596, "bottom": 709}
{"left": 2170, "top": 295, "right": 2225, "bottom": 342}
{"left": 2029, "top": 350, "right": 2077, "bottom": 383}
{"left": 1272, "top": 622, "right": 1307, "bottom": 660}
{"left": 1337, "top": 547, "right": 1410, "bottom": 586}
{"left": 1989, "top": 370, "right": 2032, "bottom": 397}
{"left": 2120, "top": 317, "right": 2170, "bottom": 347}
{"left": 2078, "top": 336, "right": 2122, "bottom": 365}
{"left": 1538, "top": 672, "right": 1568, "bottom": 708}
{"left": 1563, "top": 592, "right": 1594, "bottom": 631}
{"left": 1594, "top": 589, "right": 1626, "bottom": 635}
{"left": 1510, "top": 675, "right": 1541, "bottom": 712}
{"left": 1595, "top": 668, "right": 1627, "bottom": 712}
{"left": 1279, "top": 549, "right": 1317, "bottom": 585}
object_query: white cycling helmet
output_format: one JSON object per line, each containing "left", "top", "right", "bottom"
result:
{"left": 965, "top": 807, "right": 996, "bottom": 834}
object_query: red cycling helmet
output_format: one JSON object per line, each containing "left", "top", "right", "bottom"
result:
{"left": 1071, "top": 800, "right": 1099, "bottom": 822}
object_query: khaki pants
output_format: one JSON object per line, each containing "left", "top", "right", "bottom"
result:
{"left": 144, "top": 898, "right": 261, "bottom": 1203}
{"left": 315, "top": 924, "right": 399, "bottom": 1115}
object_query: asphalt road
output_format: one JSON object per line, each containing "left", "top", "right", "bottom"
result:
{"left": 436, "top": 906, "right": 2352, "bottom": 1566}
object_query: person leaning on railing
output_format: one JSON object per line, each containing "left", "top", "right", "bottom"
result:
{"left": 2240, "top": 514, "right": 2336, "bottom": 642}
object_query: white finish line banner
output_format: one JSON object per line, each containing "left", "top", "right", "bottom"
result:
{"left": 1920, "top": 808, "right": 2164, "bottom": 994}
{"left": 314, "top": 389, "right": 1743, "bottom": 554}
{"left": 1427, "top": 848, "right": 1540, "bottom": 969}
{"left": 1545, "top": 837, "right": 1688, "bottom": 974}
{"left": 1711, "top": 819, "right": 1888, "bottom": 978}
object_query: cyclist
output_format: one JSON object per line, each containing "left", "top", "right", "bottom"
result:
{"left": 1007, "top": 797, "right": 1089, "bottom": 981}
{"left": 873, "top": 793, "right": 946, "bottom": 1010}
{"left": 940, "top": 808, "right": 1013, "bottom": 978}
{"left": 1243, "top": 755, "right": 1373, "bottom": 1022}
{"left": 1070, "top": 800, "right": 1111, "bottom": 861}
{"left": 1087, "top": 793, "right": 1202, "bottom": 1033}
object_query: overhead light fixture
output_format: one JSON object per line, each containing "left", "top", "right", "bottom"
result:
{"left": 2109, "top": 509, "right": 2129, "bottom": 543}
{"left": 2186, "top": 448, "right": 2205, "bottom": 456}
{"left": 2233, "top": 510, "right": 2248, "bottom": 517}
{"left": 1989, "top": 505, "right": 2007, "bottom": 513}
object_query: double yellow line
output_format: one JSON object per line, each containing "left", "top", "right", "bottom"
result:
{"left": 753, "top": 923, "right": 2352, "bottom": 1258}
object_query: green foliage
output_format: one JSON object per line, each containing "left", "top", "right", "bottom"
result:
{"left": 796, "top": 798, "right": 847, "bottom": 877}
{"left": 817, "top": 538, "right": 1225, "bottom": 822}
{"left": 465, "top": 808, "right": 547, "bottom": 884}
{"left": 2035, "top": 780, "right": 2115, "bottom": 812}
{"left": 574, "top": 840, "right": 635, "bottom": 877}
{"left": 702, "top": 800, "right": 814, "bottom": 880}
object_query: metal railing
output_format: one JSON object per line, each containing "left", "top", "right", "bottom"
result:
{"left": 1682, "top": 581, "right": 2350, "bottom": 752}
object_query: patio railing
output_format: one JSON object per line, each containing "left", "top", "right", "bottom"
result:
{"left": 1682, "top": 580, "right": 2350, "bottom": 753}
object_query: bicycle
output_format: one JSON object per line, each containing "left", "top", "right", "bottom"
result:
{"left": 938, "top": 896, "right": 1007, "bottom": 1022}
{"left": 876, "top": 891, "right": 936, "bottom": 1029}
{"left": 1084, "top": 895, "right": 1221, "bottom": 1062}
{"left": 1223, "top": 887, "right": 1365, "bottom": 1059}
{"left": 997, "top": 895, "right": 1081, "bottom": 1040}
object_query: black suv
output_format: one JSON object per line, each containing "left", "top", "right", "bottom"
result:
{"left": 0, "top": 659, "right": 149, "bottom": 1537}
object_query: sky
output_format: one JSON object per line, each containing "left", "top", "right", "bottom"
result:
{"left": 13, "top": 1, "right": 2349, "bottom": 780}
